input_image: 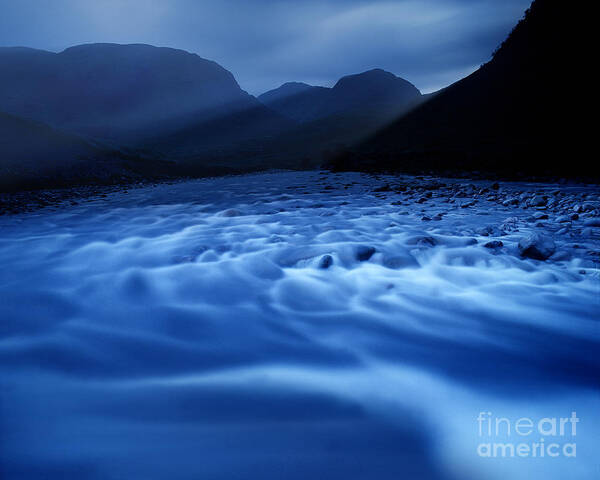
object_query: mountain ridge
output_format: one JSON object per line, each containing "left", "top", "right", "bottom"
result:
{"left": 258, "top": 68, "right": 421, "bottom": 123}
{"left": 0, "top": 43, "right": 291, "bottom": 157}
{"left": 328, "top": 0, "right": 591, "bottom": 179}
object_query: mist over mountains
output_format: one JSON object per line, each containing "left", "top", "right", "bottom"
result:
{"left": 0, "top": 0, "right": 591, "bottom": 192}
{"left": 0, "top": 44, "right": 288, "bottom": 153}
{"left": 0, "top": 44, "right": 424, "bottom": 190}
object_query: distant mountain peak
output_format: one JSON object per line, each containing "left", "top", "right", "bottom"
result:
{"left": 280, "top": 81, "right": 313, "bottom": 88}
{"left": 333, "top": 68, "right": 420, "bottom": 96}
{"left": 0, "top": 43, "right": 253, "bottom": 138}
{"left": 58, "top": 42, "right": 230, "bottom": 76}
{"left": 335, "top": 68, "right": 396, "bottom": 83}
{"left": 259, "top": 68, "right": 421, "bottom": 123}
{"left": 60, "top": 42, "right": 201, "bottom": 58}
{"left": 258, "top": 81, "right": 318, "bottom": 104}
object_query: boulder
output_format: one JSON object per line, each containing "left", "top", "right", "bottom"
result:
{"left": 477, "top": 225, "right": 504, "bottom": 237}
{"left": 530, "top": 196, "right": 547, "bottom": 207}
{"left": 355, "top": 245, "right": 376, "bottom": 262}
{"left": 383, "top": 254, "right": 419, "bottom": 269}
{"left": 405, "top": 235, "right": 437, "bottom": 247}
{"left": 583, "top": 218, "right": 600, "bottom": 227}
{"left": 518, "top": 233, "right": 556, "bottom": 260}
{"left": 318, "top": 254, "right": 334, "bottom": 269}
{"left": 221, "top": 209, "right": 242, "bottom": 217}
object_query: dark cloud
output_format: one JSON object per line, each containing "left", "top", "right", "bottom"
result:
{"left": 0, "top": 0, "right": 531, "bottom": 94}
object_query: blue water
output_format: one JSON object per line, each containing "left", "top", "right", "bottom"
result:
{"left": 1, "top": 172, "right": 599, "bottom": 479}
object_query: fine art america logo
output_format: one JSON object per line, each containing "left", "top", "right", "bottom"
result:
{"left": 476, "top": 412, "right": 578, "bottom": 458}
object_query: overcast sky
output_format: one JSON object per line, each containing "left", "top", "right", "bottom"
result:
{"left": 0, "top": 0, "right": 531, "bottom": 95}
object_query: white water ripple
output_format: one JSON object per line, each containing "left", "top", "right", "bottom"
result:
{"left": 1, "top": 171, "right": 599, "bottom": 480}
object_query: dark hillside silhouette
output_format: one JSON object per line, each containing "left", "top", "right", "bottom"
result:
{"left": 0, "top": 44, "right": 290, "bottom": 157}
{"left": 253, "top": 69, "right": 423, "bottom": 167}
{"left": 1, "top": 1, "right": 592, "bottom": 192}
{"left": 0, "top": 111, "right": 171, "bottom": 192}
{"left": 328, "top": 0, "right": 591, "bottom": 179}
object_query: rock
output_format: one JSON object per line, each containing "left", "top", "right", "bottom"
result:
{"left": 459, "top": 199, "right": 476, "bottom": 208}
{"left": 530, "top": 195, "right": 547, "bottom": 207}
{"left": 477, "top": 225, "right": 504, "bottom": 237}
{"left": 550, "top": 251, "right": 571, "bottom": 261}
{"left": 355, "top": 246, "right": 376, "bottom": 262}
{"left": 221, "top": 209, "right": 242, "bottom": 217}
{"left": 172, "top": 254, "right": 197, "bottom": 264}
{"left": 556, "top": 215, "right": 571, "bottom": 223}
{"left": 518, "top": 233, "right": 556, "bottom": 260}
{"left": 571, "top": 213, "right": 579, "bottom": 220}
{"left": 318, "top": 254, "right": 334, "bottom": 269}
{"left": 383, "top": 254, "right": 419, "bottom": 269}
{"left": 421, "top": 215, "right": 432, "bottom": 221}
{"left": 491, "top": 182, "right": 500, "bottom": 190}
{"left": 583, "top": 218, "right": 600, "bottom": 227}
{"left": 501, "top": 217, "right": 520, "bottom": 232}
{"left": 405, "top": 236, "right": 437, "bottom": 247}
{"left": 533, "top": 212, "right": 548, "bottom": 220}
{"left": 581, "top": 201, "right": 600, "bottom": 212}
{"left": 423, "top": 181, "right": 446, "bottom": 191}
{"left": 484, "top": 240, "right": 503, "bottom": 249}
{"left": 269, "top": 235, "right": 285, "bottom": 243}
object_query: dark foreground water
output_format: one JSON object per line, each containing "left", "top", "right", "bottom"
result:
{"left": 1, "top": 172, "right": 599, "bottom": 479}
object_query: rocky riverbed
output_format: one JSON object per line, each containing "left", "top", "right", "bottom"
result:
{"left": 1, "top": 171, "right": 598, "bottom": 480}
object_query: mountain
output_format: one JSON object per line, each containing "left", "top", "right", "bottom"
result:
{"left": 258, "top": 82, "right": 317, "bottom": 104}
{"left": 258, "top": 83, "right": 331, "bottom": 123}
{"left": 251, "top": 69, "right": 423, "bottom": 168}
{"left": 0, "top": 44, "right": 290, "bottom": 157}
{"left": 259, "top": 69, "right": 421, "bottom": 123}
{"left": 329, "top": 0, "right": 591, "bottom": 179}
{"left": 329, "top": 69, "right": 421, "bottom": 114}
{"left": 0, "top": 111, "right": 175, "bottom": 192}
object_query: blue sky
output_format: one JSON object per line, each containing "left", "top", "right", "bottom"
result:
{"left": 0, "top": 0, "right": 531, "bottom": 95}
